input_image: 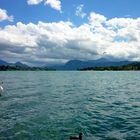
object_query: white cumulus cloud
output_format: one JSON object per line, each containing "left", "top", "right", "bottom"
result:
{"left": 27, "top": 0, "right": 62, "bottom": 12}
{"left": 27, "top": 0, "right": 43, "bottom": 5}
{"left": 0, "top": 12, "right": 140, "bottom": 65}
{"left": 45, "top": 0, "right": 61, "bottom": 11}
{"left": 0, "top": 8, "right": 14, "bottom": 22}
{"left": 88, "top": 12, "right": 107, "bottom": 27}
{"left": 75, "top": 4, "right": 87, "bottom": 18}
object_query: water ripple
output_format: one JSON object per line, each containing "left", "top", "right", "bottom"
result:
{"left": 0, "top": 71, "right": 140, "bottom": 140}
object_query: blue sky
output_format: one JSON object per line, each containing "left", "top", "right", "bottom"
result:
{"left": 0, "top": 0, "right": 140, "bottom": 65}
{"left": 0, "top": 0, "right": 139, "bottom": 26}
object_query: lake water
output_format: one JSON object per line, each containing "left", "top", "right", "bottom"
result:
{"left": 0, "top": 71, "right": 140, "bottom": 140}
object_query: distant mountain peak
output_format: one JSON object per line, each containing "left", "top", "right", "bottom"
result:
{"left": 15, "top": 61, "right": 23, "bottom": 65}
{"left": 0, "top": 59, "right": 8, "bottom": 66}
{"left": 66, "top": 59, "right": 83, "bottom": 65}
{"left": 15, "top": 61, "right": 29, "bottom": 68}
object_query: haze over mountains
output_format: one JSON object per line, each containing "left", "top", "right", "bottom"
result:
{"left": 0, "top": 58, "right": 134, "bottom": 70}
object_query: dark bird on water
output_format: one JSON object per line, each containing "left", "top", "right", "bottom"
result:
{"left": 70, "top": 133, "right": 82, "bottom": 140}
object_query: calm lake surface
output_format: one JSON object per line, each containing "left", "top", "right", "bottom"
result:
{"left": 0, "top": 71, "right": 140, "bottom": 140}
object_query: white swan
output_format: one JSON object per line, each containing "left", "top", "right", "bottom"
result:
{"left": 0, "top": 81, "right": 4, "bottom": 96}
{"left": 0, "top": 85, "right": 3, "bottom": 96}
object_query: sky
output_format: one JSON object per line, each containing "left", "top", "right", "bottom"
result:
{"left": 0, "top": 0, "right": 140, "bottom": 66}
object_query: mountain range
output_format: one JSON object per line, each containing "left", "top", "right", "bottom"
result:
{"left": 47, "top": 58, "right": 132, "bottom": 70}
{"left": 0, "top": 58, "right": 138, "bottom": 70}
